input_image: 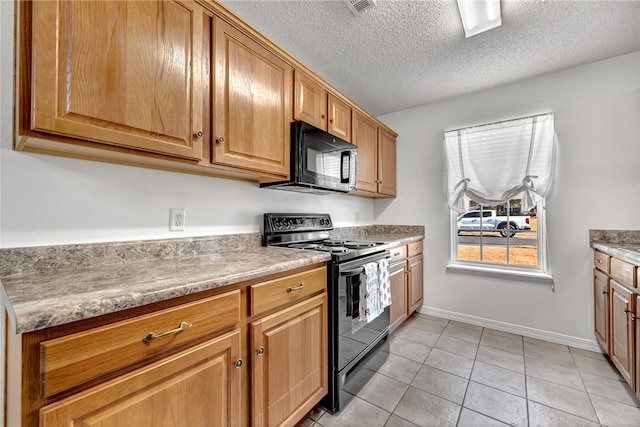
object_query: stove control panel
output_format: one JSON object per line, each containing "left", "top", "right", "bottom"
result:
{"left": 264, "top": 213, "right": 333, "bottom": 233}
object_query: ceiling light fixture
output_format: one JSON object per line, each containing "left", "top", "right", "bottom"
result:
{"left": 456, "top": 0, "right": 502, "bottom": 38}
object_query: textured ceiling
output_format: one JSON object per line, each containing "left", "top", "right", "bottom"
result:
{"left": 219, "top": 0, "right": 640, "bottom": 116}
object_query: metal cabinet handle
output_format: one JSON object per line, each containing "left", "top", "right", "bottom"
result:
{"left": 194, "top": 131, "right": 204, "bottom": 138}
{"left": 143, "top": 321, "right": 191, "bottom": 343}
{"left": 216, "top": 136, "right": 225, "bottom": 144}
{"left": 321, "top": 114, "right": 326, "bottom": 119}
{"left": 596, "top": 259, "right": 603, "bottom": 264}
{"left": 392, "top": 252, "right": 401, "bottom": 257}
{"left": 287, "top": 283, "right": 305, "bottom": 293}
{"left": 234, "top": 359, "right": 243, "bottom": 368}
{"left": 624, "top": 309, "right": 632, "bottom": 314}
{"left": 602, "top": 290, "right": 608, "bottom": 295}
{"left": 330, "top": 118, "right": 334, "bottom": 123}
{"left": 257, "top": 347, "right": 265, "bottom": 356}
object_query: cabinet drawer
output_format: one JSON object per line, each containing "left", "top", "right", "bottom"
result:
{"left": 611, "top": 258, "right": 636, "bottom": 287}
{"left": 594, "top": 251, "right": 610, "bottom": 273}
{"left": 41, "top": 290, "right": 241, "bottom": 398}
{"left": 389, "top": 245, "right": 407, "bottom": 264}
{"left": 250, "top": 266, "right": 326, "bottom": 317}
{"left": 407, "top": 240, "right": 423, "bottom": 257}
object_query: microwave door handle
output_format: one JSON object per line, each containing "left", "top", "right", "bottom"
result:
{"left": 341, "top": 151, "right": 350, "bottom": 184}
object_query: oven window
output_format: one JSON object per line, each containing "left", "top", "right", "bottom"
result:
{"left": 338, "top": 271, "right": 389, "bottom": 371}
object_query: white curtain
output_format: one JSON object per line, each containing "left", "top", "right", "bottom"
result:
{"left": 444, "top": 113, "right": 556, "bottom": 212}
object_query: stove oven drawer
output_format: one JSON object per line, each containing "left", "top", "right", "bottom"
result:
{"left": 250, "top": 266, "right": 327, "bottom": 317}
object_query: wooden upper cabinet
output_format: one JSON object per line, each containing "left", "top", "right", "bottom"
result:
{"left": 378, "top": 127, "right": 397, "bottom": 196}
{"left": 213, "top": 18, "right": 292, "bottom": 178}
{"left": 351, "top": 111, "right": 397, "bottom": 197}
{"left": 294, "top": 71, "right": 327, "bottom": 130}
{"left": 352, "top": 111, "right": 378, "bottom": 193}
{"left": 294, "top": 71, "right": 352, "bottom": 142}
{"left": 30, "top": 0, "right": 204, "bottom": 160}
{"left": 328, "top": 94, "right": 352, "bottom": 142}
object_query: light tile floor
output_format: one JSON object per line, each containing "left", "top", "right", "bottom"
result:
{"left": 302, "top": 313, "right": 640, "bottom": 427}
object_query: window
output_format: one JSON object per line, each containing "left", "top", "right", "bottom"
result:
{"left": 444, "top": 113, "right": 555, "bottom": 280}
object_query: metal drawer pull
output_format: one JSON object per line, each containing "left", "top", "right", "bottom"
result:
{"left": 602, "top": 290, "right": 608, "bottom": 295}
{"left": 143, "top": 321, "right": 191, "bottom": 343}
{"left": 234, "top": 359, "right": 243, "bottom": 368}
{"left": 257, "top": 346, "right": 265, "bottom": 356}
{"left": 288, "top": 283, "right": 305, "bottom": 293}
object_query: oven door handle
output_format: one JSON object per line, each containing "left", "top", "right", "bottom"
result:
{"left": 341, "top": 267, "right": 364, "bottom": 276}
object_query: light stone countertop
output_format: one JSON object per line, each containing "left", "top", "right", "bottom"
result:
{"left": 592, "top": 243, "right": 640, "bottom": 266}
{"left": 590, "top": 229, "right": 640, "bottom": 266}
{"left": 2, "top": 246, "right": 330, "bottom": 334}
{"left": 1, "top": 227, "right": 425, "bottom": 334}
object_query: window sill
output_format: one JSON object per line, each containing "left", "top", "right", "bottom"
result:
{"left": 446, "top": 263, "right": 554, "bottom": 285}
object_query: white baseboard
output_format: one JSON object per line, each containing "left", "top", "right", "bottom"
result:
{"left": 418, "top": 305, "right": 603, "bottom": 354}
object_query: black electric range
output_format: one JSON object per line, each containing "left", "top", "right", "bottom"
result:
{"left": 263, "top": 213, "right": 391, "bottom": 414}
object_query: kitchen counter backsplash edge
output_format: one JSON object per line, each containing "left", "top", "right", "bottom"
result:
{"left": 0, "top": 233, "right": 263, "bottom": 277}
{"left": 0, "top": 225, "right": 425, "bottom": 277}
{"left": 589, "top": 229, "right": 640, "bottom": 246}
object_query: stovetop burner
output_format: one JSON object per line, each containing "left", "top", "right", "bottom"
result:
{"left": 289, "top": 243, "right": 324, "bottom": 250}
{"left": 263, "top": 213, "right": 388, "bottom": 262}
{"left": 323, "top": 239, "right": 347, "bottom": 247}
{"left": 343, "top": 241, "right": 379, "bottom": 249}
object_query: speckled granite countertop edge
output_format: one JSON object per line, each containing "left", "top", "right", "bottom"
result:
{"left": 1, "top": 226, "right": 425, "bottom": 334}
{"left": 590, "top": 229, "right": 640, "bottom": 266}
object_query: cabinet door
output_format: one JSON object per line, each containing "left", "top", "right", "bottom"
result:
{"left": 636, "top": 294, "right": 640, "bottom": 401}
{"left": 389, "top": 260, "right": 408, "bottom": 333}
{"left": 40, "top": 329, "right": 242, "bottom": 427}
{"left": 31, "top": 0, "right": 204, "bottom": 160}
{"left": 213, "top": 18, "right": 292, "bottom": 178}
{"left": 610, "top": 280, "right": 635, "bottom": 388}
{"left": 251, "top": 293, "right": 328, "bottom": 427}
{"left": 294, "top": 71, "right": 327, "bottom": 130}
{"left": 327, "top": 94, "right": 352, "bottom": 142}
{"left": 594, "top": 269, "right": 610, "bottom": 352}
{"left": 352, "top": 111, "right": 378, "bottom": 193}
{"left": 407, "top": 254, "right": 424, "bottom": 314}
{"left": 378, "top": 128, "right": 397, "bottom": 196}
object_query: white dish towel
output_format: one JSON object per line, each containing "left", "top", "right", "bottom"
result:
{"left": 360, "top": 259, "right": 391, "bottom": 323}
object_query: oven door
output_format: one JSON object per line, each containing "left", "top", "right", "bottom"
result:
{"left": 336, "top": 252, "right": 390, "bottom": 372}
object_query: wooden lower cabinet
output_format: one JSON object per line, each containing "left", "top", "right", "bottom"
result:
{"left": 636, "top": 294, "right": 640, "bottom": 401}
{"left": 250, "top": 293, "right": 328, "bottom": 427}
{"left": 610, "top": 279, "right": 635, "bottom": 387}
{"left": 11, "top": 264, "right": 328, "bottom": 427}
{"left": 407, "top": 253, "right": 424, "bottom": 314}
{"left": 388, "top": 240, "right": 424, "bottom": 329}
{"left": 40, "top": 329, "right": 242, "bottom": 427}
{"left": 594, "top": 269, "right": 610, "bottom": 351}
{"left": 389, "top": 260, "right": 408, "bottom": 333}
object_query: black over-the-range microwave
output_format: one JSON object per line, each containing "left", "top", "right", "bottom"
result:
{"left": 260, "top": 121, "right": 358, "bottom": 195}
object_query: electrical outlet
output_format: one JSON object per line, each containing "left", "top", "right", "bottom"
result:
{"left": 169, "top": 209, "right": 186, "bottom": 231}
